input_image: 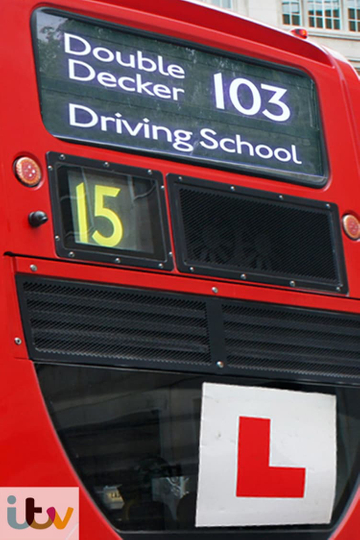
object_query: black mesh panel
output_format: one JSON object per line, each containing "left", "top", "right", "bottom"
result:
{"left": 17, "top": 276, "right": 360, "bottom": 383}
{"left": 222, "top": 301, "right": 360, "bottom": 379}
{"left": 168, "top": 175, "right": 346, "bottom": 292}
{"left": 17, "top": 278, "right": 210, "bottom": 370}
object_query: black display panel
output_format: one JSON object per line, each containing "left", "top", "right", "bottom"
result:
{"left": 167, "top": 174, "right": 347, "bottom": 293}
{"left": 47, "top": 153, "right": 172, "bottom": 269}
{"left": 33, "top": 9, "right": 326, "bottom": 186}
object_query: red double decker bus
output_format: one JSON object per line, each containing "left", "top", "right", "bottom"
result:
{"left": 2, "top": 0, "right": 360, "bottom": 538}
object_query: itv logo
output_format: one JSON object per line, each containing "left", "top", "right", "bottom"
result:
{"left": 0, "top": 488, "right": 79, "bottom": 539}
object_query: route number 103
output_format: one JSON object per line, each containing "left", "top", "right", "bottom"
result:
{"left": 213, "top": 72, "right": 291, "bottom": 122}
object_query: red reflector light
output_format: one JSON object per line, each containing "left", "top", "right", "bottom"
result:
{"left": 291, "top": 28, "right": 308, "bottom": 39}
{"left": 343, "top": 214, "right": 360, "bottom": 240}
{"left": 14, "top": 156, "right": 42, "bottom": 187}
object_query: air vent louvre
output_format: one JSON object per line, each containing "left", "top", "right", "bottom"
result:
{"left": 20, "top": 279, "right": 210, "bottom": 369}
{"left": 17, "top": 276, "right": 360, "bottom": 382}
{"left": 222, "top": 302, "right": 360, "bottom": 377}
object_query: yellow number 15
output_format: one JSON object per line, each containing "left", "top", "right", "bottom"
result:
{"left": 76, "top": 182, "right": 123, "bottom": 248}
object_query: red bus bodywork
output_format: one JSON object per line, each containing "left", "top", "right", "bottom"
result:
{"left": 1, "top": 0, "right": 360, "bottom": 538}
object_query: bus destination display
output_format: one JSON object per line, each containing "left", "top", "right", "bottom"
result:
{"left": 34, "top": 10, "right": 325, "bottom": 185}
{"left": 48, "top": 155, "right": 172, "bottom": 268}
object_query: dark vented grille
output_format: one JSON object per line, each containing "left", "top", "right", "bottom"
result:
{"left": 17, "top": 276, "right": 360, "bottom": 383}
{"left": 17, "top": 277, "right": 210, "bottom": 370}
{"left": 222, "top": 301, "right": 360, "bottom": 379}
{"left": 168, "top": 175, "right": 346, "bottom": 293}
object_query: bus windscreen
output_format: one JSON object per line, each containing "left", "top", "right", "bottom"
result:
{"left": 33, "top": 9, "right": 326, "bottom": 186}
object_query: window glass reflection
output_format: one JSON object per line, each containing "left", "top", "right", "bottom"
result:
{"left": 36, "top": 364, "right": 360, "bottom": 533}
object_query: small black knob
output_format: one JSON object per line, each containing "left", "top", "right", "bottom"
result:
{"left": 28, "top": 211, "right": 48, "bottom": 227}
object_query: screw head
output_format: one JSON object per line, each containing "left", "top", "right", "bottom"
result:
{"left": 212, "top": 287, "right": 218, "bottom": 294}
{"left": 230, "top": 186, "right": 235, "bottom": 191}
{"left": 55, "top": 235, "right": 60, "bottom": 242}
{"left": 158, "top": 263, "right": 164, "bottom": 269}
{"left": 115, "top": 258, "right": 121, "bottom": 264}
{"left": 189, "top": 267, "right": 194, "bottom": 272}
{"left": 103, "top": 162, "right": 110, "bottom": 168}
{"left": 216, "top": 361, "right": 224, "bottom": 368}
{"left": 240, "top": 273, "right": 247, "bottom": 280}
{"left": 30, "top": 264, "right": 37, "bottom": 272}
{"left": 68, "top": 251, "right": 75, "bottom": 258}
{"left": 290, "top": 280, "right": 296, "bottom": 287}
{"left": 14, "top": 337, "right": 22, "bottom": 345}
{"left": 279, "top": 195, "right": 284, "bottom": 200}
{"left": 59, "top": 154, "right": 66, "bottom": 161}
{"left": 147, "top": 169, "right": 153, "bottom": 175}
{"left": 47, "top": 165, "right": 53, "bottom": 171}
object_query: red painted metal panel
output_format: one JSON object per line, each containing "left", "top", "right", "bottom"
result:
{"left": 1, "top": 0, "right": 360, "bottom": 537}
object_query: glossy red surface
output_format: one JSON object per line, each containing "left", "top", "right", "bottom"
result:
{"left": 1, "top": 0, "right": 360, "bottom": 538}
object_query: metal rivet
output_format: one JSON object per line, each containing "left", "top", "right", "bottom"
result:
{"left": 14, "top": 337, "right": 22, "bottom": 345}
{"left": 55, "top": 235, "right": 60, "bottom": 242}
{"left": 47, "top": 165, "right": 53, "bottom": 171}
{"left": 68, "top": 251, "right": 75, "bottom": 258}
{"left": 115, "top": 258, "right": 121, "bottom": 264}
{"left": 59, "top": 154, "right": 66, "bottom": 161}
{"left": 178, "top": 176, "right": 183, "bottom": 181}
{"left": 103, "top": 162, "right": 110, "bottom": 168}
{"left": 161, "top": 185, "right": 165, "bottom": 190}
{"left": 30, "top": 264, "right": 37, "bottom": 272}
{"left": 168, "top": 252, "right": 173, "bottom": 257}
{"left": 326, "top": 203, "right": 331, "bottom": 209}
{"left": 216, "top": 361, "right": 224, "bottom": 369}
{"left": 212, "top": 287, "right": 218, "bottom": 294}
{"left": 189, "top": 266, "right": 194, "bottom": 272}
{"left": 230, "top": 186, "right": 235, "bottom": 191}
{"left": 279, "top": 195, "right": 284, "bottom": 200}
{"left": 290, "top": 280, "right": 296, "bottom": 287}
{"left": 336, "top": 286, "right": 341, "bottom": 292}
{"left": 148, "top": 169, "right": 153, "bottom": 175}
{"left": 240, "top": 273, "right": 247, "bottom": 280}
{"left": 158, "top": 263, "right": 164, "bottom": 269}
